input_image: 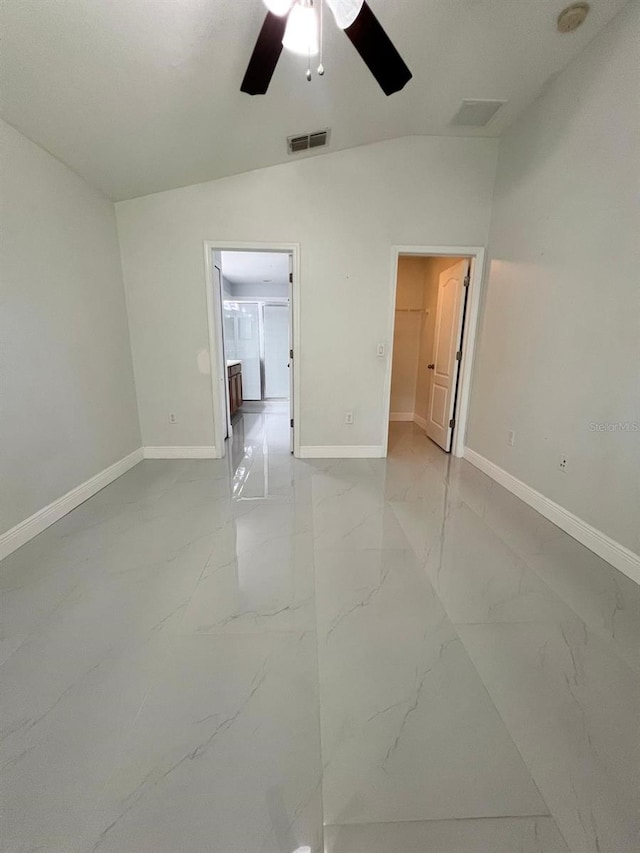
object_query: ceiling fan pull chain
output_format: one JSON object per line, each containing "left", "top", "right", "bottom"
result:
{"left": 318, "top": 0, "right": 325, "bottom": 75}
{"left": 306, "top": 44, "right": 312, "bottom": 81}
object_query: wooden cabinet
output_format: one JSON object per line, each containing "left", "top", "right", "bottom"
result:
{"left": 228, "top": 362, "right": 243, "bottom": 418}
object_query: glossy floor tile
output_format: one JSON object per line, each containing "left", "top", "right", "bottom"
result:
{"left": 1, "top": 417, "right": 638, "bottom": 853}
{"left": 422, "top": 501, "right": 580, "bottom": 626}
{"left": 314, "top": 548, "right": 546, "bottom": 824}
{"left": 458, "top": 621, "right": 640, "bottom": 853}
{"left": 324, "top": 817, "right": 570, "bottom": 853}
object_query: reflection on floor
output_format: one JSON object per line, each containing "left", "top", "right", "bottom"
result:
{"left": 229, "top": 408, "right": 292, "bottom": 501}
{"left": 1, "top": 418, "right": 639, "bottom": 853}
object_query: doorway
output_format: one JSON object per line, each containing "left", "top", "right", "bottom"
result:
{"left": 204, "top": 243, "right": 300, "bottom": 458}
{"left": 384, "top": 246, "right": 485, "bottom": 457}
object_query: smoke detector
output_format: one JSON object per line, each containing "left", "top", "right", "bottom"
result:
{"left": 557, "top": 3, "right": 590, "bottom": 33}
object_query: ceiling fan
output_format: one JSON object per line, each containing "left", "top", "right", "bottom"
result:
{"left": 241, "top": 0, "right": 412, "bottom": 96}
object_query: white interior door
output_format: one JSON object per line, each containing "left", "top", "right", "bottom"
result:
{"left": 263, "top": 304, "right": 289, "bottom": 399}
{"left": 426, "top": 259, "right": 468, "bottom": 451}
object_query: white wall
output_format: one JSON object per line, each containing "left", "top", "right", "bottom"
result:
{"left": 221, "top": 274, "right": 233, "bottom": 300}
{"left": 116, "top": 136, "right": 498, "bottom": 451}
{"left": 0, "top": 120, "right": 141, "bottom": 535}
{"left": 466, "top": 2, "right": 640, "bottom": 555}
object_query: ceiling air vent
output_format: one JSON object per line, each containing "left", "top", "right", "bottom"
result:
{"left": 450, "top": 100, "right": 506, "bottom": 127}
{"left": 287, "top": 128, "right": 330, "bottom": 154}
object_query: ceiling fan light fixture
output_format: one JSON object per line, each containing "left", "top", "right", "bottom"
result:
{"left": 241, "top": 0, "right": 411, "bottom": 96}
{"left": 282, "top": 1, "right": 319, "bottom": 56}
{"left": 262, "top": 0, "right": 294, "bottom": 16}
{"left": 326, "top": 0, "right": 364, "bottom": 30}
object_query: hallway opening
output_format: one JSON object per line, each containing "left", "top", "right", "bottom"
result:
{"left": 384, "top": 246, "right": 486, "bottom": 458}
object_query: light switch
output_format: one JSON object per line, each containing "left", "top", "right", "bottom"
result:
{"left": 376, "top": 343, "right": 385, "bottom": 357}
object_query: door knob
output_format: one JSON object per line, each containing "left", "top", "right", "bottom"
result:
{"left": 427, "top": 363, "right": 435, "bottom": 370}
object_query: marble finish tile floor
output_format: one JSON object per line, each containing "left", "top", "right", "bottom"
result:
{"left": 1, "top": 417, "right": 638, "bottom": 853}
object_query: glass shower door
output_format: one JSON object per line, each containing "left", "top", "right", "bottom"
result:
{"left": 223, "top": 302, "right": 261, "bottom": 400}
{"left": 263, "top": 304, "right": 290, "bottom": 399}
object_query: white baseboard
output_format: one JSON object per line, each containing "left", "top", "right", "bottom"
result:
{"left": 299, "top": 446, "right": 386, "bottom": 459}
{"left": 464, "top": 448, "right": 640, "bottom": 586}
{"left": 0, "top": 448, "right": 144, "bottom": 562}
{"left": 413, "top": 413, "right": 428, "bottom": 432}
{"left": 143, "top": 446, "right": 218, "bottom": 459}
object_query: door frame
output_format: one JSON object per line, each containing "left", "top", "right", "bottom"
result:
{"left": 203, "top": 241, "right": 301, "bottom": 458}
{"left": 214, "top": 265, "right": 233, "bottom": 439}
{"left": 383, "top": 245, "right": 486, "bottom": 458}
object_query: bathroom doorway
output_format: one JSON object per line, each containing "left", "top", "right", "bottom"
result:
{"left": 205, "top": 243, "right": 298, "bottom": 456}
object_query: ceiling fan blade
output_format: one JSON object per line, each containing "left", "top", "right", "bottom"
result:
{"left": 240, "top": 12, "right": 288, "bottom": 95}
{"left": 344, "top": 1, "right": 412, "bottom": 96}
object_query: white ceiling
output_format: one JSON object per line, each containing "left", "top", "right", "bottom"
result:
{"left": 221, "top": 251, "right": 290, "bottom": 286}
{"left": 0, "top": 0, "right": 627, "bottom": 201}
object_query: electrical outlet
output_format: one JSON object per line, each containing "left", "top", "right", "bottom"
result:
{"left": 345, "top": 412, "right": 354, "bottom": 425}
{"left": 169, "top": 412, "right": 178, "bottom": 424}
{"left": 559, "top": 455, "right": 567, "bottom": 472}
{"left": 508, "top": 430, "right": 516, "bottom": 447}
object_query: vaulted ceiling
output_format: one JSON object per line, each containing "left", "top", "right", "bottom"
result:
{"left": 0, "top": 0, "right": 627, "bottom": 200}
